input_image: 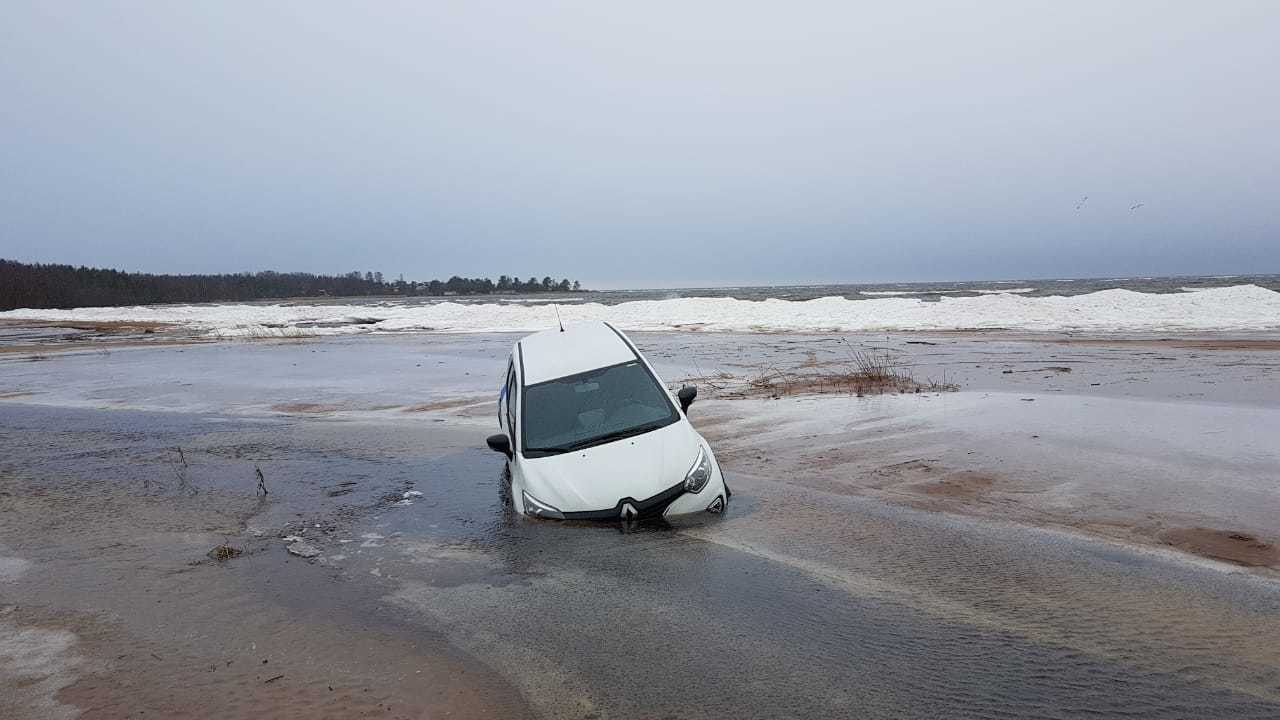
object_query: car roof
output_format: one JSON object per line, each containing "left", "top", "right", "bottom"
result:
{"left": 518, "top": 321, "right": 638, "bottom": 385}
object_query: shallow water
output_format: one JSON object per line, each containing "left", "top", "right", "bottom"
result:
{"left": 358, "top": 464, "right": 1280, "bottom": 718}
{"left": 6, "top": 401, "right": 1280, "bottom": 718}
{"left": 3, "top": 333, "right": 1280, "bottom": 718}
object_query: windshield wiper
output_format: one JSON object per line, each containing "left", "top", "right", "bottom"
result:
{"left": 567, "top": 420, "right": 669, "bottom": 450}
{"left": 525, "top": 421, "right": 668, "bottom": 457}
{"left": 522, "top": 444, "right": 576, "bottom": 456}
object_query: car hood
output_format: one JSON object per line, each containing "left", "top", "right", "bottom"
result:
{"left": 520, "top": 420, "right": 702, "bottom": 512}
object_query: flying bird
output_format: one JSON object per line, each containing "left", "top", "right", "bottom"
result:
{"left": 1129, "top": 203, "right": 1144, "bottom": 211}
{"left": 1075, "top": 195, "right": 1089, "bottom": 211}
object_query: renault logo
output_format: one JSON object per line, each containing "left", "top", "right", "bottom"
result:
{"left": 619, "top": 503, "right": 638, "bottom": 520}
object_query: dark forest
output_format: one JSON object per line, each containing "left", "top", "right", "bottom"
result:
{"left": 0, "top": 259, "right": 582, "bottom": 310}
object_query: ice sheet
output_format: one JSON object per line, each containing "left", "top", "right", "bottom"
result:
{"left": 3, "top": 284, "right": 1279, "bottom": 336}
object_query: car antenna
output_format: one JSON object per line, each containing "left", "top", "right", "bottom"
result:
{"left": 554, "top": 304, "right": 565, "bottom": 332}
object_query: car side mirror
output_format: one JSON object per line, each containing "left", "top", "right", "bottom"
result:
{"left": 486, "top": 433, "right": 512, "bottom": 459}
{"left": 677, "top": 385, "right": 697, "bottom": 413}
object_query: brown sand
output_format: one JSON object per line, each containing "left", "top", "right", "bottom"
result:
{"left": 910, "top": 471, "right": 997, "bottom": 499}
{"left": 270, "top": 402, "right": 345, "bottom": 414}
{"left": 0, "top": 345, "right": 51, "bottom": 355}
{"left": 1159, "top": 528, "right": 1279, "bottom": 568}
{"left": 1047, "top": 338, "right": 1280, "bottom": 351}
{"left": 0, "top": 319, "right": 175, "bottom": 333}
{"left": 0, "top": 340, "right": 203, "bottom": 355}
{"left": 401, "top": 396, "right": 490, "bottom": 412}
{"left": 0, "top": 319, "right": 201, "bottom": 356}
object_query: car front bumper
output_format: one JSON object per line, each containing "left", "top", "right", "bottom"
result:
{"left": 546, "top": 470, "right": 728, "bottom": 522}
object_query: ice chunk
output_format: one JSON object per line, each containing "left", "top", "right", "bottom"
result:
{"left": 3, "top": 285, "right": 1279, "bottom": 334}
{"left": 285, "top": 541, "right": 320, "bottom": 558}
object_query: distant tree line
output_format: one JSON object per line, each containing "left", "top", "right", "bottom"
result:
{"left": 0, "top": 259, "right": 584, "bottom": 311}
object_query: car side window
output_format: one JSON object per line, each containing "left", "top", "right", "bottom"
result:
{"left": 505, "top": 365, "right": 517, "bottom": 446}
{"left": 500, "top": 360, "right": 513, "bottom": 424}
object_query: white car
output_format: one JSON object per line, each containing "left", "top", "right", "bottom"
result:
{"left": 486, "top": 321, "right": 729, "bottom": 521}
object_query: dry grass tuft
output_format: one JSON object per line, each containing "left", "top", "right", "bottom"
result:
{"left": 678, "top": 339, "right": 959, "bottom": 399}
{"left": 210, "top": 326, "right": 318, "bottom": 341}
{"left": 207, "top": 544, "right": 242, "bottom": 561}
{"left": 745, "top": 344, "right": 958, "bottom": 397}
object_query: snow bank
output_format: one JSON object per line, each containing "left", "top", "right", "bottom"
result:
{"left": 3, "top": 285, "right": 1278, "bottom": 335}
{"left": 859, "top": 288, "right": 1034, "bottom": 296}
{"left": 859, "top": 290, "right": 964, "bottom": 296}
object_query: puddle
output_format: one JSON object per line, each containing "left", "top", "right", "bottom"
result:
{"left": 0, "top": 556, "right": 32, "bottom": 583}
{"left": 0, "top": 619, "right": 84, "bottom": 720}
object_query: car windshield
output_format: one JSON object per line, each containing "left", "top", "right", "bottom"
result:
{"left": 522, "top": 360, "right": 679, "bottom": 456}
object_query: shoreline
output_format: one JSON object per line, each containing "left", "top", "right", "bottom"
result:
{"left": 4, "top": 282, "right": 1280, "bottom": 338}
{"left": 5, "top": 315, "right": 1280, "bottom": 356}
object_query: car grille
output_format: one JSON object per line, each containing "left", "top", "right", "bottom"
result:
{"left": 560, "top": 481, "right": 686, "bottom": 521}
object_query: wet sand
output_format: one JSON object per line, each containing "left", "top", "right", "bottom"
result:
{"left": 0, "top": 405, "right": 532, "bottom": 719}
{"left": 0, "top": 320, "right": 203, "bottom": 360}
{"left": 639, "top": 331, "right": 1280, "bottom": 572}
{"left": 1046, "top": 336, "right": 1280, "bottom": 351}
{"left": 1159, "top": 528, "right": 1279, "bottom": 567}
{"left": 2, "top": 330, "right": 1280, "bottom": 718}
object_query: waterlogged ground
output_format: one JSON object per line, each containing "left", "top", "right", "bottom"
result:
{"left": 2, "top": 331, "right": 1280, "bottom": 718}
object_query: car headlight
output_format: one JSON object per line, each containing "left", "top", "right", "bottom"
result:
{"left": 522, "top": 490, "right": 565, "bottom": 519}
{"left": 684, "top": 446, "right": 713, "bottom": 493}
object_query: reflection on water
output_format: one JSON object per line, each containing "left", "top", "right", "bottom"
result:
{"left": 4, "top": 401, "right": 1280, "bottom": 719}
{"left": 354, "top": 449, "right": 1280, "bottom": 718}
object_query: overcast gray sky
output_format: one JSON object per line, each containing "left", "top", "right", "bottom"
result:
{"left": 2, "top": 2, "right": 1277, "bottom": 288}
